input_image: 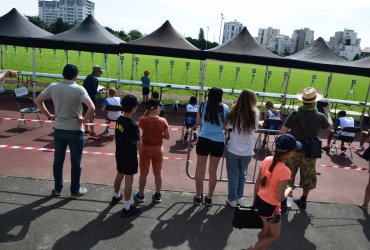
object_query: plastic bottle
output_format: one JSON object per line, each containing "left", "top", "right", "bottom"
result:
{"left": 287, "top": 192, "right": 293, "bottom": 208}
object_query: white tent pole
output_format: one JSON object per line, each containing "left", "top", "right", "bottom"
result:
{"left": 282, "top": 68, "right": 291, "bottom": 106}
{"left": 261, "top": 65, "right": 269, "bottom": 106}
{"left": 130, "top": 54, "right": 135, "bottom": 93}
{"left": 199, "top": 60, "right": 207, "bottom": 102}
{"left": 32, "top": 48, "right": 36, "bottom": 99}
{"left": 324, "top": 72, "right": 333, "bottom": 98}
{"left": 359, "top": 82, "right": 370, "bottom": 128}
{"left": 116, "top": 53, "right": 120, "bottom": 95}
{"left": 1, "top": 45, "right": 4, "bottom": 70}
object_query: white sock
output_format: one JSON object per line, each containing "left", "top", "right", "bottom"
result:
{"left": 114, "top": 191, "right": 121, "bottom": 198}
{"left": 123, "top": 200, "right": 131, "bottom": 210}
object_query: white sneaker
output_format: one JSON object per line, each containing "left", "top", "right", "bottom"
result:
{"left": 70, "top": 187, "right": 88, "bottom": 199}
{"left": 237, "top": 198, "right": 242, "bottom": 206}
{"left": 226, "top": 199, "right": 237, "bottom": 208}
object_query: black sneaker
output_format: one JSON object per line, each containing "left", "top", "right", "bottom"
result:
{"left": 193, "top": 195, "right": 203, "bottom": 206}
{"left": 294, "top": 199, "right": 307, "bottom": 210}
{"left": 204, "top": 196, "right": 213, "bottom": 207}
{"left": 121, "top": 205, "right": 140, "bottom": 217}
{"left": 110, "top": 194, "right": 123, "bottom": 206}
{"left": 51, "top": 189, "right": 61, "bottom": 197}
{"left": 133, "top": 192, "right": 145, "bottom": 203}
{"left": 152, "top": 192, "right": 162, "bottom": 203}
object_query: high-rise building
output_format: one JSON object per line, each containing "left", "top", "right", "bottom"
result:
{"left": 257, "top": 27, "right": 280, "bottom": 48}
{"left": 270, "top": 35, "right": 292, "bottom": 56}
{"left": 290, "top": 28, "right": 314, "bottom": 53}
{"left": 222, "top": 20, "right": 243, "bottom": 43}
{"left": 38, "top": 0, "right": 95, "bottom": 26}
{"left": 328, "top": 29, "right": 361, "bottom": 61}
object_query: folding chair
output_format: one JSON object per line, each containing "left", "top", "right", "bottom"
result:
{"left": 333, "top": 126, "right": 361, "bottom": 158}
{"left": 103, "top": 104, "right": 122, "bottom": 134}
{"left": 255, "top": 118, "right": 283, "bottom": 149}
{"left": 14, "top": 87, "right": 42, "bottom": 128}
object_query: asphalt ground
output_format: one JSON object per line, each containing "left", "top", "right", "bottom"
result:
{"left": 0, "top": 176, "right": 369, "bottom": 250}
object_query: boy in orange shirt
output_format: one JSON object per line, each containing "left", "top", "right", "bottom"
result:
{"left": 247, "top": 134, "right": 301, "bottom": 250}
{"left": 134, "top": 98, "right": 170, "bottom": 203}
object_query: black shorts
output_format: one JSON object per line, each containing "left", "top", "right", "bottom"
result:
{"left": 142, "top": 87, "right": 149, "bottom": 95}
{"left": 255, "top": 195, "right": 281, "bottom": 224}
{"left": 196, "top": 136, "right": 224, "bottom": 157}
{"left": 116, "top": 156, "right": 138, "bottom": 175}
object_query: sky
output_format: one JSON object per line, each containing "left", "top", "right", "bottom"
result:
{"left": 2, "top": 0, "right": 370, "bottom": 48}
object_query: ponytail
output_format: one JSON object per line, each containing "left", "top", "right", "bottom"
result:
{"left": 260, "top": 151, "right": 285, "bottom": 187}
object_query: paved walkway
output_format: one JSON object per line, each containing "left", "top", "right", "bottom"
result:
{"left": 0, "top": 176, "right": 369, "bottom": 250}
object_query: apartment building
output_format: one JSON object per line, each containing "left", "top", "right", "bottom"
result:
{"left": 328, "top": 29, "right": 361, "bottom": 61}
{"left": 222, "top": 20, "right": 243, "bottom": 43}
{"left": 290, "top": 28, "right": 314, "bottom": 53}
{"left": 257, "top": 27, "right": 280, "bottom": 48}
{"left": 38, "top": 0, "right": 95, "bottom": 26}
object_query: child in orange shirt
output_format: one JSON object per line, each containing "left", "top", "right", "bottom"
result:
{"left": 134, "top": 98, "right": 170, "bottom": 204}
{"left": 247, "top": 134, "right": 301, "bottom": 250}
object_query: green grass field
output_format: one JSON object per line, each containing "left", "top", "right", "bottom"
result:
{"left": 2, "top": 45, "right": 370, "bottom": 105}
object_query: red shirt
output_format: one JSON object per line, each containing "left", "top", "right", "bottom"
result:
{"left": 139, "top": 116, "right": 168, "bottom": 146}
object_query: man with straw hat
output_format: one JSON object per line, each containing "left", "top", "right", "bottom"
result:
{"left": 280, "top": 87, "right": 332, "bottom": 211}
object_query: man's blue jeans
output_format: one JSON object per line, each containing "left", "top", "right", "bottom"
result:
{"left": 53, "top": 129, "right": 84, "bottom": 193}
{"left": 226, "top": 150, "right": 252, "bottom": 202}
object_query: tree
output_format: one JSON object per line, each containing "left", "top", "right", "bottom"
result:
{"left": 26, "top": 15, "right": 45, "bottom": 29}
{"left": 48, "top": 18, "right": 74, "bottom": 34}
{"left": 198, "top": 28, "right": 205, "bottom": 41}
{"left": 128, "top": 30, "right": 143, "bottom": 41}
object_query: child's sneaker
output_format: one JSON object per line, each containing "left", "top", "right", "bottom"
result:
{"left": 204, "top": 196, "right": 213, "bottom": 207}
{"left": 110, "top": 194, "right": 123, "bottom": 206}
{"left": 89, "top": 132, "right": 102, "bottom": 140}
{"left": 133, "top": 192, "right": 145, "bottom": 203}
{"left": 70, "top": 187, "right": 87, "bottom": 199}
{"left": 193, "top": 195, "right": 203, "bottom": 206}
{"left": 152, "top": 192, "right": 162, "bottom": 203}
{"left": 121, "top": 205, "right": 140, "bottom": 217}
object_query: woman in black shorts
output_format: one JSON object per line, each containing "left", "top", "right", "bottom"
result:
{"left": 193, "top": 88, "right": 229, "bottom": 207}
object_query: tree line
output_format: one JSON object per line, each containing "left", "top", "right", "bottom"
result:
{"left": 26, "top": 16, "right": 219, "bottom": 49}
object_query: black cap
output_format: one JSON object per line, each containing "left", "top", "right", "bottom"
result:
{"left": 275, "top": 134, "right": 302, "bottom": 152}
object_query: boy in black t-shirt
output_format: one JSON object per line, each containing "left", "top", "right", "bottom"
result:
{"left": 111, "top": 94, "right": 141, "bottom": 217}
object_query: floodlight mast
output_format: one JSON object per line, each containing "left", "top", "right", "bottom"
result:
{"left": 219, "top": 13, "right": 224, "bottom": 44}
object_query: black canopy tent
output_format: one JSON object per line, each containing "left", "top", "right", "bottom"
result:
{"left": 206, "top": 27, "right": 288, "bottom": 103}
{"left": 352, "top": 57, "right": 370, "bottom": 67}
{"left": 122, "top": 20, "right": 205, "bottom": 60}
{"left": 0, "top": 8, "right": 53, "bottom": 98}
{"left": 37, "top": 15, "right": 122, "bottom": 54}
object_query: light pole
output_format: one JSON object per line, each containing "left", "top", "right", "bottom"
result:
{"left": 219, "top": 13, "right": 224, "bottom": 44}
{"left": 206, "top": 26, "right": 209, "bottom": 49}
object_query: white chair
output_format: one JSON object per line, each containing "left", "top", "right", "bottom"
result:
{"left": 13, "top": 87, "right": 42, "bottom": 128}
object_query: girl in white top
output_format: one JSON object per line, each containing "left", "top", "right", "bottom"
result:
{"left": 225, "top": 90, "right": 260, "bottom": 207}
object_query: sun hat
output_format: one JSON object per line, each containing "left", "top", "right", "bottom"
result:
{"left": 296, "top": 87, "right": 322, "bottom": 103}
{"left": 275, "top": 134, "right": 302, "bottom": 152}
{"left": 144, "top": 70, "right": 150, "bottom": 76}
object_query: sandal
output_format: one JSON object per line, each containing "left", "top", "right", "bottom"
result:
{"left": 357, "top": 204, "right": 368, "bottom": 213}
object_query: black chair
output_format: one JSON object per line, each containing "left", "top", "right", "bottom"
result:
{"left": 333, "top": 126, "right": 361, "bottom": 158}
{"left": 14, "top": 87, "right": 42, "bottom": 128}
{"left": 255, "top": 118, "right": 283, "bottom": 149}
{"left": 103, "top": 105, "right": 122, "bottom": 134}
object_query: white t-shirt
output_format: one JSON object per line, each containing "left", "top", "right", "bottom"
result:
{"left": 226, "top": 110, "right": 260, "bottom": 156}
{"left": 104, "top": 96, "right": 122, "bottom": 121}
{"left": 339, "top": 116, "right": 355, "bottom": 137}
